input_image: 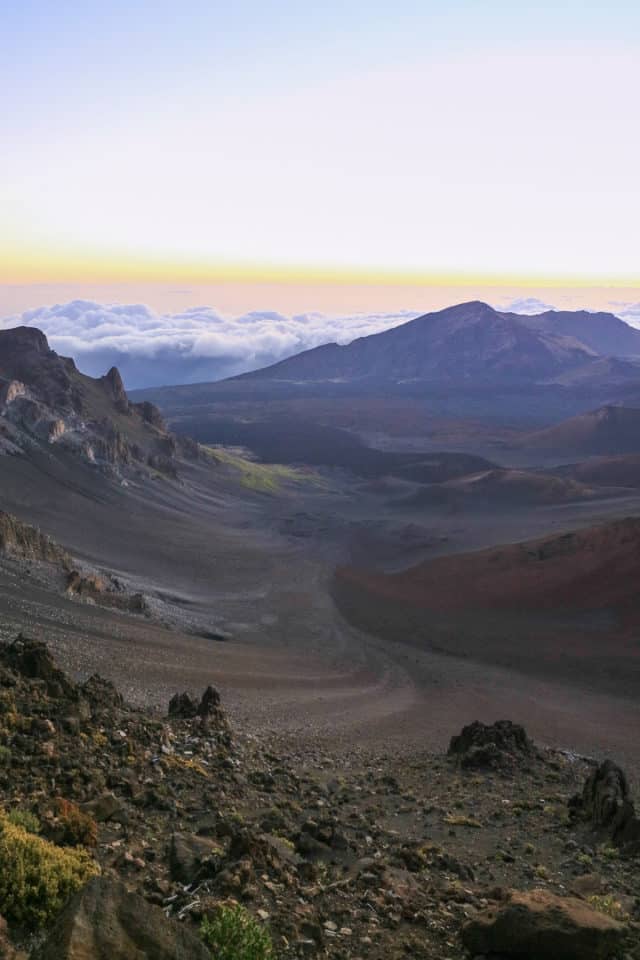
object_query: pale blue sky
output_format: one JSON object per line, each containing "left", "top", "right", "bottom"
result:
{"left": 1, "top": 1, "right": 639, "bottom": 291}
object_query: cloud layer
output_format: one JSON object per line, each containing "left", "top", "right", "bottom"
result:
{"left": 5, "top": 297, "right": 639, "bottom": 390}
{"left": 1, "top": 301, "right": 417, "bottom": 388}
{"left": 496, "top": 296, "right": 557, "bottom": 314}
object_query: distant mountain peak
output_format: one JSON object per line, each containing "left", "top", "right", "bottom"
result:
{"left": 237, "top": 299, "right": 612, "bottom": 385}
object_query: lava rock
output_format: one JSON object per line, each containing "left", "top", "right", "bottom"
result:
{"left": 448, "top": 720, "right": 536, "bottom": 770}
{"left": 167, "top": 692, "right": 198, "bottom": 719}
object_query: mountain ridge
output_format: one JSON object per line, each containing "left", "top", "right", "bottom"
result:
{"left": 231, "top": 300, "right": 639, "bottom": 386}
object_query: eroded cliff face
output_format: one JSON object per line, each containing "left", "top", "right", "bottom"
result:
{"left": 0, "top": 326, "right": 200, "bottom": 475}
{"left": 0, "top": 511, "right": 72, "bottom": 567}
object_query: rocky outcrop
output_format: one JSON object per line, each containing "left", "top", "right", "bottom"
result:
{"left": 462, "top": 888, "right": 627, "bottom": 960}
{"left": 570, "top": 760, "right": 640, "bottom": 856}
{"left": 35, "top": 877, "right": 210, "bottom": 960}
{"left": 0, "top": 380, "right": 27, "bottom": 408}
{"left": 0, "top": 512, "right": 72, "bottom": 568}
{"left": 168, "top": 686, "right": 230, "bottom": 744}
{"left": 0, "top": 325, "right": 201, "bottom": 476}
{"left": 101, "top": 367, "right": 130, "bottom": 415}
{"left": 575, "top": 760, "right": 631, "bottom": 829}
{"left": 2, "top": 635, "right": 75, "bottom": 699}
{"left": 65, "top": 570, "right": 148, "bottom": 615}
{"left": 134, "top": 399, "right": 165, "bottom": 428}
{"left": 448, "top": 720, "right": 537, "bottom": 770}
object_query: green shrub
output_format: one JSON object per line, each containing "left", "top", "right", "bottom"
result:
{"left": 0, "top": 813, "right": 99, "bottom": 927}
{"left": 201, "top": 904, "right": 274, "bottom": 960}
{"left": 7, "top": 809, "right": 40, "bottom": 834}
{"left": 0, "top": 745, "right": 11, "bottom": 764}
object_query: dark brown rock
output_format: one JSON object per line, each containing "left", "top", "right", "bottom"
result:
{"left": 168, "top": 692, "right": 198, "bottom": 719}
{"left": 574, "top": 759, "right": 631, "bottom": 829}
{"left": 569, "top": 759, "right": 640, "bottom": 854}
{"left": 197, "top": 685, "right": 221, "bottom": 716}
{"left": 2, "top": 636, "right": 75, "bottom": 699}
{"left": 462, "top": 888, "right": 627, "bottom": 960}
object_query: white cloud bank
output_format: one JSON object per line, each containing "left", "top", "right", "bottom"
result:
{"left": 496, "top": 296, "right": 557, "bottom": 315}
{"left": 1, "top": 301, "right": 417, "bottom": 388}
{"left": 5, "top": 297, "right": 639, "bottom": 389}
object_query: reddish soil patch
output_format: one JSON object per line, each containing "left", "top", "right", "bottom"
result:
{"left": 333, "top": 518, "right": 640, "bottom": 699}
{"left": 337, "top": 517, "right": 640, "bottom": 614}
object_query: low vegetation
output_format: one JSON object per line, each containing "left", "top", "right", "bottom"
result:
{"left": 201, "top": 904, "right": 274, "bottom": 960}
{"left": 0, "top": 812, "right": 98, "bottom": 927}
{"left": 205, "top": 446, "right": 323, "bottom": 493}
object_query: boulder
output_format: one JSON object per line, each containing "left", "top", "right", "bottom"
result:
{"left": 448, "top": 720, "right": 536, "bottom": 770}
{"left": 462, "top": 888, "right": 627, "bottom": 960}
{"left": 168, "top": 833, "right": 220, "bottom": 884}
{"left": 35, "top": 876, "right": 210, "bottom": 960}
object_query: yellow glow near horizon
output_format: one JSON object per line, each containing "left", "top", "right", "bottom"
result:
{"left": 3, "top": 245, "right": 639, "bottom": 290}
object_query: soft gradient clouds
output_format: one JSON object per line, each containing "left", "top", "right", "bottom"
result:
{"left": 1, "top": 301, "right": 416, "bottom": 387}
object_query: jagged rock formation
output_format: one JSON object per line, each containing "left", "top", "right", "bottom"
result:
{"left": 0, "top": 511, "right": 72, "bottom": 568}
{"left": 576, "top": 760, "right": 632, "bottom": 829}
{"left": 0, "top": 325, "right": 201, "bottom": 476}
{"left": 570, "top": 760, "right": 640, "bottom": 856}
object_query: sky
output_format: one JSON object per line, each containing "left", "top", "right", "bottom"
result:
{"left": 1, "top": 2, "right": 639, "bottom": 384}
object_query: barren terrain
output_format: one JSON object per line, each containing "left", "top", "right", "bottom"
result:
{"left": 2, "top": 434, "right": 639, "bottom": 786}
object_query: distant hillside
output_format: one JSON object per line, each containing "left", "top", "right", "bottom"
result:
{"left": 521, "top": 405, "right": 640, "bottom": 457}
{"left": 399, "top": 468, "right": 598, "bottom": 510}
{"left": 333, "top": 517, "right": 640, "bottom": 692}
{"left": 517, "top": 309, "right": 640, "bottom": 358}
{"left": 236, "top": 301, "right": 597, "bottom": 385}
{"left": 336, "top": 517, "right": 640, "bottom": 615}
{"left": 563, "top": 454, "right": 640, "bottom": 488}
